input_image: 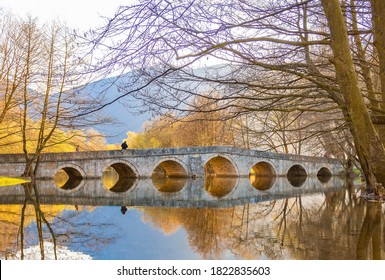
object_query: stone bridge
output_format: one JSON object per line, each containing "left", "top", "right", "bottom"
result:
{"left": 0, "top": 146, "right": 344, "bottom": 190}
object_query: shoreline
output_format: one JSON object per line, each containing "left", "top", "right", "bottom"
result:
{"left": 0, "top": 176, "right": 31, "bottom": 187}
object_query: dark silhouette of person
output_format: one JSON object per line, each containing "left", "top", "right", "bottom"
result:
{"left": 121, "top": 141, "right": 128, "bottom": 150}
{"left": 121, "top": 206, "right": 127, "bottom": 215}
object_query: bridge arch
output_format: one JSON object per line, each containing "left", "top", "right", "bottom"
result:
{"left": 53, "top": 163, "right": 86, "bottom": 191}
{"left": 151, "top": 159, "right": 188, "bottom": 192}
{"left": 151, "top": 158, "right": 189, "bottom": 178}
{"left": 102, "top": 160, "right": 138, "bottom": 193}
{"left": 317, "top": 167, "right": 332, "bottom": 183}
{"left": 203, "top": 155, "right": 238, "bottom": 177}
{"left": 287, "top": 164, "right": 307, "bottom": 187}
{"left": 249, "top": 161, "right": 277, "bottom": 191}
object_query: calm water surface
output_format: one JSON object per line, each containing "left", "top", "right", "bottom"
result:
{"left": 0, "top": 174, "right": 384, "bottom": 260}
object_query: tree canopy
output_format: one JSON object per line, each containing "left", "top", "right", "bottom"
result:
{"left": 88, "top": 0, "right": 385, "bottom": 193}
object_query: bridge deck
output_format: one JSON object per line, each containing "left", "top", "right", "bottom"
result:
{"left": 0, "top": 146, "right": 344, "bottom": 180}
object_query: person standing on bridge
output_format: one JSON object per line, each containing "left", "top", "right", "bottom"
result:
{"left": 121, "top": 141, "right": 128, "bottom": 150}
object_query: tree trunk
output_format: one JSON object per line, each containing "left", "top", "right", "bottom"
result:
{"left": 321, "top": 0, "right": 385, "bottom": 193}
{"left": 23, "top": 158, "right": 35, "bottom": 178}
{"left": 370, "top": 0, "right": 385, "bottom": 108}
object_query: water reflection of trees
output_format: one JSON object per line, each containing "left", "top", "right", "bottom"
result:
{"left": 141, "top": 182, "right": 385, "bottom": 259}
{"left": 0, "top": 181, "right": 114, "bottom": 260}
{"left": 283, "top": 183, "right": 384, "bottom": 260}
{"left": 141, "top": 205, "right": 290, "bottom": 259}
{"left": 17, "top": 182, "right": 58, "bottom": 260}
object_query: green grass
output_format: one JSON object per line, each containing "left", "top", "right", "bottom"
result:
{"left": 0, "top": 176, "right": 30, "bottom": 187}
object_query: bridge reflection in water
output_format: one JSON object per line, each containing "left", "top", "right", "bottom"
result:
{"left": 1, "top": 172, "right": 342, "bottom": 208}
{"left": 3, "top": 175, "right": 385, "bottom": 260}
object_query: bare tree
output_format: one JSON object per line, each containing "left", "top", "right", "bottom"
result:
{"left": 0, "top": 13, "right": 24, "bottom": 125}
{"left": 87, "top": 0, "right": 385, "bottom": 193}
{"left": 318, "top": 0, "right": 385, "bottom": 193}
{"left": 18, "top": 18, "right": 85, "bottom": 177}
{"left": 0, "top": 14, "right": 109, "bottom": 177}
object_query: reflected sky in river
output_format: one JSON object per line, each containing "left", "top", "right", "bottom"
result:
{"left": 1, "top": 176, "right": 384, "bottom": 260}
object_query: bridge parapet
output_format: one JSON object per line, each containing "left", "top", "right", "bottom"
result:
{"left": 0, "top": 146, "right": 340, "bottom": 163}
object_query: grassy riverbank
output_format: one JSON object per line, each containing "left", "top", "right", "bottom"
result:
{"left": 0, "top": 176, "right": 30, "bottom": 187}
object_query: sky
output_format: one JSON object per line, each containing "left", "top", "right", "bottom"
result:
{"left": 1, "top": 0, "right": 149, "bottom": 141}
{"left": 0, "top": 0, "right": 129, "bottom": 31}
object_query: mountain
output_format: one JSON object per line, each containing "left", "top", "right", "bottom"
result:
{"left": 76, "top": 64, "right": 233, "bottom": 144}
{"left": 76, "top": 74, "right": 152, "bottom": 144}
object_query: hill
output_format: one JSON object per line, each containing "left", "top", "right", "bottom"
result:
{"left": 78, "top": 64, "right": 232, "bottom": 144}
{"left": 76, "top": 74, "right": 152, "bottom": 144}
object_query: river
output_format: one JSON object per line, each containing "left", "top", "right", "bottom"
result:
{"left": 0, "top": 174, "right": 383, "bottom": 260}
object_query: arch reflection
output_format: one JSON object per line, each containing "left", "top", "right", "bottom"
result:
{"left": 204, "top": 176, "right": 237, "bottom": 198}
{"left": 287, "top": 164, "right": 307, "bottom": 187}
{"left": 250, "top": 176, "right": 276, "bottom": 191}
{"left": 54, "top": 167, "right": 83, "bottom": 190}
{"left": 152, "top": 177, "right": 188, "bottom": 193}
{"left": 317, "top": 167, "right": 332, "bottom": 183}
{"left": 102, "top": 163, "right": 137, "bottom": 193}
{"left": 249, "top": 162, "right": 276, "bottom": 191}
